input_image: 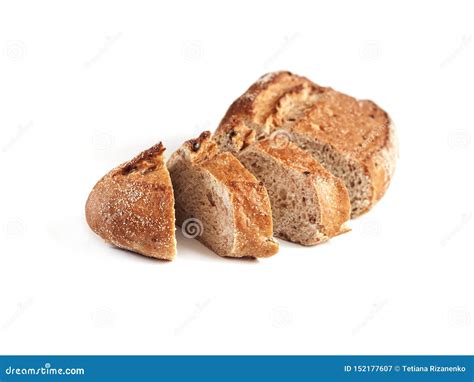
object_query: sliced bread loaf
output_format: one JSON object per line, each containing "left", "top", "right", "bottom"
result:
{"left": 238, "top": 139, "right": 351, "bottom": 245}
{"left": 214, "top": 71, "right": 398, "bottom": 217}
{"left": 167, "top": 131, "right": 279, "bottom": 258}
{"left": 85, "top": 143, "right": 176, "bottom": 260}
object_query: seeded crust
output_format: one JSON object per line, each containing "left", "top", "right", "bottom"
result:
{"left": 239, "top": 139, "right": 351, "bottom": 245}
{"left": 167, "top": 131, "right": 279, "bottom": 258}
{"left": 85, "top": 143, "right": 176, "bottom": 260}
{"left": 214, "top": 71, "right": 398, "bottom": 217}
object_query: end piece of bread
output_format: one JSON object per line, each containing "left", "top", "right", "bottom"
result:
{"left": 85, "top": 143, "right": 176, "bottom": 260}
{"left": 238, "top": 139, "right": 351, "bottom": 245}
{"left": 167, "top": 131, "right": 279, "bottom": 258}
{"left": 214, "top": 71, "right": 398, "bottom": 217}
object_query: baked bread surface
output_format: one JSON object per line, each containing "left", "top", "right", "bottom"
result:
{"left": 214, "top": 71, "right": 398, "bottom": 216}
{"left": 167, "top": 131, "right": 279, "bottom": 258}
{"left": 85, "top": 143, "right": 176, "bottom": 260}
{"left": 239, "top": 139, "right": 351, "bottom": 245}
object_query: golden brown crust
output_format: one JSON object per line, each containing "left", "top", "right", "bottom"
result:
{"left": 220, "top": 71, "right": 309, "bottom": 126}
{"left": 250, "top": 140, "right": 350, "bottom": 239}
{"left": 265, "top": 82, "right": 329, "bottom": 131}
{"left": 213, "top": 71, "right": 398, "bottom": 216}
{"left": 169, "top": 131, "right": 278, "bottom": 258}
{"left": 316, "top": 171, "right": 352, "bottom": 238}
{"left": 288, "top": 93, "right": 389, "bottom": 161}
{"left": 121, "top": 142, "right": 166, "bottom": 174}
{"left": 85, "top": 143, "right": 176, "bottom": 260}
{"left": 362, "top": 117, "right": 398, "bottom": 205}
{"left": 182, "top": 131, "right": 219, "bottom": 163}
{"left": 201, "top": 152, "right": 278, "bottom": 257}
{"left": 214, "top": 71, "right": 311, "bottom": 154}
{"left": 287, "top": 92, "right": 398, "bottom": 214}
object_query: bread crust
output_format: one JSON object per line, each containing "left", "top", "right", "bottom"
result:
{"left": 85, "top": 143, "right": 176, "bottom": 260}
{"left": 287, "top": 92, "right": 398, "bottom": 215}
{"left": 214, "top": 71, "right": 398, "bottom": 216}
{"left": 168, "top": 131, "right": 278, "bottom": 258}
{"left": 240, "top": 140, "right": 350, "bottom": 242}
{"left": 214, "top": 71, "right": 311, "bottom": 154}
{"left": 363, "top": 117, "right": 398, "bottom": 206}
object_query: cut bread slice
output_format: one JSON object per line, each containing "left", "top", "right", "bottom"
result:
{"left": 270, "top": 90, "right": 397, "bottom": 217}
{"left": 238, "top": 139, "right": 350, "bottom": 245}
{"left": 214, "top": 71, "right": 398, "bottom": 217}
{"left": 167, "top": 131, "right": 279, "bottom": 258}
{"left": 85, "top": 143, "right": 176, "bottom": 260}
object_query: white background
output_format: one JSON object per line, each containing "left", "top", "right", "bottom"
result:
{"left": 1, "top": 0, "right": 473, "bottom": 355}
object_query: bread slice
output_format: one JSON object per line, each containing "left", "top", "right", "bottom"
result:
{"left": 214, "top": 71, "right": 398, "bottom": 217}
{"left": 167, "top": 131, "right": 279, "bottom": 258}
{"left": 85, "top": 143, "right": 176, "bottom": 260}
{"left": 238, "top": 139, "right": 351, "bottom": 245}
{"left": 270, "top": 89, "right": 398, "bottom": 217}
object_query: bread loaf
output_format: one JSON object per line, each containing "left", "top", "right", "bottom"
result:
{"left": 214, "top": 71, "right": 398, "bottom": 217}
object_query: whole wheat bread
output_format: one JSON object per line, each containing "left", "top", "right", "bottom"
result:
{"left": 214, "top": 71, "right": 398, "bottom": 217}
{"left": 85, "top": 143, "right": 176, "bottom": 260}
{"left": 167, "top": 131, "right": 279, "bottom": 258}
{"left": 238, "top": 139, "right": 351, "bottom": 245}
